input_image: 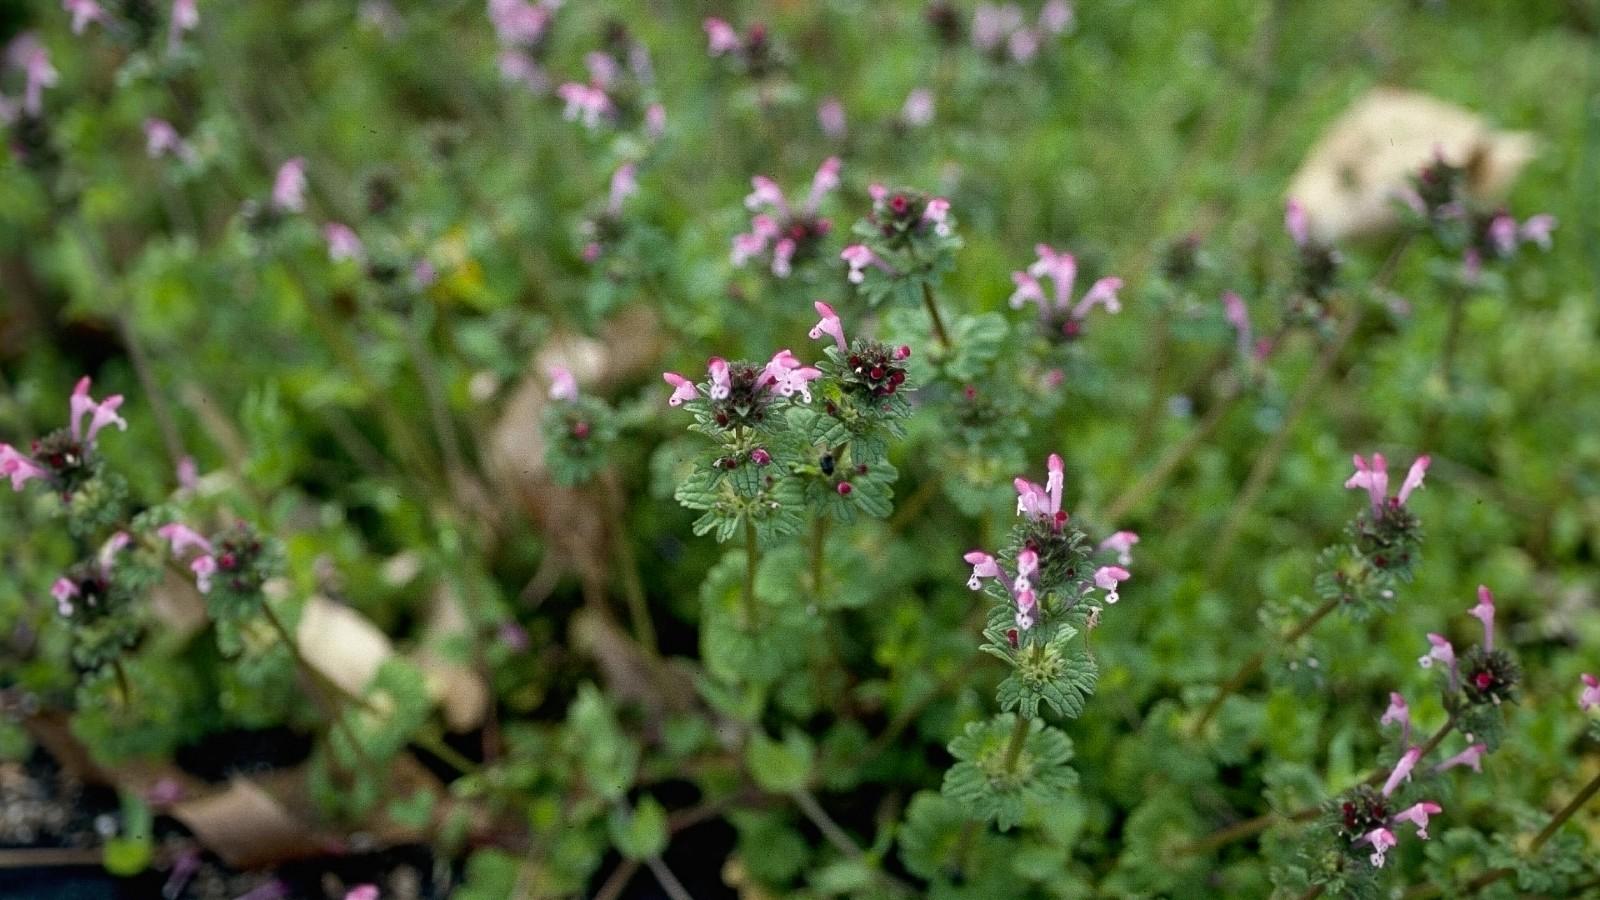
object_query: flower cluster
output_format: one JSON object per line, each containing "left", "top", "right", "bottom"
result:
{"left": 703, "top": 17, "right": 779, "bottom": 78}
{"left": 1396, "top": 152, "right": 1557, "bottom": 283}
{"left": 732, "top": 157, "right": 841, "bottom": 278}
{"left": 2, "top": 376, "right": 127, "bottom": 501}
{"left": 1009, "top": 244, "right": 1124, "bottom": 344}
{"left": 490, "top": 0, "right": 558, "bottom": 93}
{"left": 48, "top": 531, "right": 148, "bottom": 670}
{"left": 541, "top": 365, "right": 620, "bottom": 486}
{"left": 842, "top": 185, "right": 961, "bottom": 308}
{"left": 158, "top": 520, "right": 278, "bottom": 622}
{"left": 964, "top": 454, "right": 1132, "bottom": 635}
{"left": 1420, "top": 585, "right": 1521, "bottom": 746}
{"left": 555, "top": 27, "right": 664, "bottom": 136}
{"left": 1284, "top": 198, "right": 1342, "bottom": 309}
{"left": 969, "top": 1, "right": 1074, "bottom": 64}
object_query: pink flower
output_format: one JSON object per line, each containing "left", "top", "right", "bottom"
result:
{"left": 168, "top": 0, "right": 198, "bottom": 52}
{"left": 0, "top": 444, "right": 47, "bottom": 491}
{"left": 1039, "top": 0, "right": 1074, "bottom": 33}
{"left": 272, "top": 158, "right": 307, "bottom": 213}
{"left": 704, "top": 18, "right": 740, "bottom": 56}
{"left": 10, "top": 36, "right": 57, "bottom": 116}
{"left": 1381, "top": 746, "right": 1422, "bottom": 797}
{"left": 1285, "top": 198, "right": 1309, "bottom": 248}
{"left": 745, "top": 175, "right": 787, "bottom": 214}
{"left": 645, "top": 103, "right": 666, "bottom": 139}
{"left": 1487, "top": 213, "right": 1518, "bottom": 257}
{"left": 323, "top": 223, "right": 365, "bottom": 264}
{"left": 63, "top": 0, "right": 107, "bottom": 35}
{"left": 1093, "top": 565, "right": 1129, "bottom": 604}
{"left": 190, "top": 554, "right": 217, "bottom": 594}
{"left": 1393, "top": 801, "right": 1442, "bottom": 839}
{"left": 818, "top": 98, "right": 846, "bottom": 139}
{"left": 1222, "top": 291, "right": 1253, "bottom": 357}
{"left": 157, "top": 523, "right": 214, "bottom": 558}
{"left": 498, "top": 50, "right": 547, "bottom": 90}
{"left": 51, "top": 577, "right": 78, "bottom": 615}
{"left": 1345, "top": 453, "right": 1428, "bottom": 512}
{"left": 143, "top": 118, "right": 196, "bottom": 163}
{"left": 1380, "top": 691, "right": 1410, "bottom": 739}
{"left": 1013, "top": 549, "right": 1039, "bottom": 594}
{"left": 760, "top": 350, "right": 822, "bottom": 402}
{"left": 1015, "top": 453, "right": 1066, "bottom": 525}
{"left": 345, "top": 886, "right": 379, "bottom": 900}
{"left": 1098, "top": 531, "right": 1139, "bottom": 566}
{"left": 971, "top": 4, "right": 1023, "bottom": 52}
{"left": 808, "top": 157, "right": 842, "bottom": 211}
{"left": 547, "top": 365, "right": 578, "bottom": 402}
{"left": 1468, "top": 584, "right": 1495, "bottom": 651}
{"left": 607, "top": 163, "right": 638, "bottom": 216}
{"left": 662, "top": 372, "right": 697, "bottom": 407}
{"left": 1580, "top": 673, "right": 1600, "bottom": 713}
{"left": 1015, "top": 588, "right": 1037, "bottom": 630}
{"left": 923, "top": 197, "right": 952, "bottom": 236}
{"left": 488, "top": 0, "right": 552, "bottom": 47}
{"left": 1520, "top": 214, "right": 1556, "bottom": 250}
{"left": 808, "top": 301, "right": 847, "bottom": 351}
{"left": 963, "top": 551, "right": 1000, "bottom": 591}
{"left": 1360, "top": 827, "right": 1397, "bottom": 868}
{"left": 1012, "top": 245, "right": 1123, "bottom": 323}
{"left": 556, "top": 82, "right": 611, "bottom": 128}
{"left": 901, "top": 87, "right": 934, "bottom": 127}
{"left": 99, "top": 531, "right": 131, "bottom": 570}
{"left": 708, "top": 357, "right": 731, "bottom": 400}
{"left": 70, "top": 376, "right": 127, "bottom": 444}
{"left": 732, "top": 214, "right": 779, "bottom": 267}
{"left": 1418, "top": 632, "right": 1455, "bottom": 674}
{"left": 841, "top": 244, "right": 892, "bottom": 283}
{"left": 1434, "top": 743, "right": 1487, "bottom": 774}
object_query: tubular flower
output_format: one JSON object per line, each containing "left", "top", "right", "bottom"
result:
{"left": 556, "top": 82, "right": 611, "bottom": 128}
{"left": 1345, "top": 453, "right": 1429, "bottom": 513}
{"left": 964, "top": 551, "right": 1000, "bottom": 591}
{"left": 63, "top": 0, "right": 106, "bottom": 35}
{"left": 759, "top": 350, "right": 823, "bottom": 402}
{"left": 1419, "top": 632, "right": 1458, "bottom": 691}
{"left": 732, "top": 158, "right": 840, "bottom": 278}
{"left": 1009, "top": 244, "right": 1124, "bottom": 341}
{"left": 662, "top": 372, "right": 697, "bottom": 407}
{"left": 1380, "top": 692, "right": 1410, "bottom": 743}
{"left": 1097, "top": 531, "right": 1139, "bottom": 566}
{"left": 808, "top": 301, "right": 847, "bottom": 351}
{"left": 1579, "top": 674, "right": 1599, "bottom": 713}
{"left": 144, "top": 118, "right": 197, "bottom": 163}
{"left": 1392, "top": 802, "right": 1442, "bottom": 840}
{"left": 547, "top": 365, "right": 579, "bottom": 402}
{"left": 1093, "top": 566, "right": 1129, "bottom": 604}
{"left": 1285, "top": 198, "right": 1310, "bottom": 247}
{"left": 1468, "top": 584, "right": 1496, "bottom": 651}
{"left": 1360, "top": 827, "right": 1397, "bottom": 868}
{"left": 840, "top": 244, "right": 894, "bottom": 283}
{"left": 70, "top": 376, "right": 127, "bottom": 443}
{"left": 1015, "top": 452, "right": 1066, "bottom": 526}
{"left": 323, "top": 223, "right": 365, "bottom": 264}
{"left": 1, "top": 444, "right": 47, "bottom": 491}
{"left": 272, "top": 158, "right": 307, "bottom": 213}
{"left": 157, "top": 523, "right": 214, "bottom": 558}
{"left": 1381, "top": 746, "right": 1422, "bottom": 798}
{"left": 1433, "top": 743, "right": 1487, "bottom": 774}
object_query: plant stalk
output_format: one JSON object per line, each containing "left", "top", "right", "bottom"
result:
{"left": 1191, "top": 595, "right": 1340, "bottom": 735}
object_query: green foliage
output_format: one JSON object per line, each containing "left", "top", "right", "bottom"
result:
{"left": 942, "top": 714, "right": 1077, "bottom": 832}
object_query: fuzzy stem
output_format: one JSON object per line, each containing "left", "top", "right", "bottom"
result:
{"left": 1206, "top": 302, "right": 1366, "bottom": 576}
{"left": 809, "top": 515, "right": 828, "bottom": 596}
{"left": 260, "top": 602, "right": 379, "bottom": 777}
{"left": 921, "top": 281, "right": 953, "bottom": 350}
{"left": 743, "top": 518, "right": 760, "bottom": 630}
{"left": 604, "top": 472, "right": 658, "bottom": 657}
{"left": 643, "top": 857, "right": 694, "bottom": 900}
{"left": 1531, "top": 768, "right": 1600, "bottom": 853}
{"left": 110, "top": 659, "right": 132, "bottom": 708}
{"left": 1182, "top": 716, "right": 1457, "bottom": 856}
{"left": 1003, "top": 713, "right": 1032, "bottom": 773}
{"left": 1191, "top": 595, "right": 1340, "bottom": 735}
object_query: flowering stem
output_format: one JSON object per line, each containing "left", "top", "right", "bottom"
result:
{"left": 1181, "top": 716, "right": 1456, "bottom": 856}
{"left": 110, "top": 660, "right": 132, "bottom": 708}
{"left": 259, "top": 602, "right": 379, "bottom": 777}
{"left": 921, "top": 281, "right": 953, "bottom": 350}
{"left": 1003, "top": 713, "right": 1032, "bottom": 773}
{"left": 1205, "top": 303, "right": 1366, "bottom": 577}
{"left": 1531, "top": 767, "right": 1600, "bottom": 853}
{"left": 1190, "top": 595, "right": 1340, "bottom": 736}
{"left": 743, "top": 518, "right": 760, "bottom": 630}
{"left": 809, "top": 515, "right": 828, "bottom": 596}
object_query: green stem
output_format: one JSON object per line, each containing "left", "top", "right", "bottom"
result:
{"left": 1003, "top": 713, "right": 1032, "bottom": 773}
{"left": 809, "top": 515, "right": 828, "bottom": 597}
{"left": 260, "top": 603, "right": 379, "bottom": 777}
{"left": 743, "top": 518, "right": 760, "bottom": 630}
{"left": 921, "top": 281, "right": 953, "bottom": 350}
{"left": 1532, "top": 767, "right": 1600, "bottom": 853}
{"left": 1191, "top": 595, "right": 1340, "bottom": 736}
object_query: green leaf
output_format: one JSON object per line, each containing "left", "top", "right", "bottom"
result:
{"left": 747, "top": 729, "right": 815, "bottom": 793}
{"left": 609, "top": 797, "right": 669, "bottom": 861}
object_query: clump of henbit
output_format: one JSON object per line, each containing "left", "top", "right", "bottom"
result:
{"left": 1346, "top": 453, "right": 1429, "bottom": 573}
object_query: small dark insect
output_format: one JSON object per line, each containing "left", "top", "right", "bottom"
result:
{"left": 819, "top": 453, "right": 835, "bottom": 476}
